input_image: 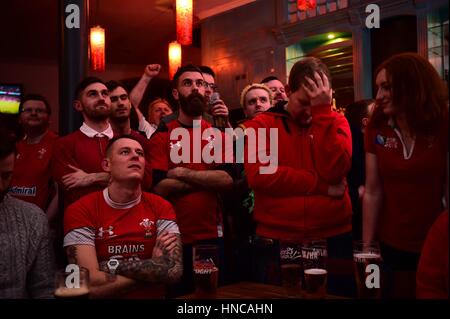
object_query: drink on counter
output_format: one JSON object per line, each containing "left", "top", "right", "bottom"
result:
{"left": 194, "top": 263, "right": 219, "bottom": 297}
{"left": 54, "top": 266, "right": 90, "bottom": 299}
{"left": 303, "top": 268, "right": 327, "bottom": 296}
{"left": 279, "top": 241, "right": 303, "bottom": 297}
{"left": 193, "top": 244, "right": 219, "bottom": 298}
{"left": 54, "top": 286, "right": 90, "bottom": 299}
{"left": 301, "top": 240, "right": 328, "bottom": 298}
{"left": 354, "top": 252, "right": 382, "bottom": 299}
{"left": 353, "top": 241, "right": 382, "bottom": 299}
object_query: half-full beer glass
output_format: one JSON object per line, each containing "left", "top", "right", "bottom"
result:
{"left": 279, "top": 241, "right": 303, "bottom": 298}
{"left": 353, "top": 241, "right": 382, "bottom": 299}
{"left": 193, "top": 244, "right": 219, "bottom": 298}
{"left": 301, "top": 241, "right": 328, "bottom": 298}
{"left": 54, "top": 266, "right": 90, "bottom": 299}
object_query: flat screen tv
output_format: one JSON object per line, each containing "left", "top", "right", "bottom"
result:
{"left": 0, "top": 84, "right": 22, "bottom": 114}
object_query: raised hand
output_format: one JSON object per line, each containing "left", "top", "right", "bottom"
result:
{"left": 144, "top": 64, "right": 161, "bottom": 78}
{"left": 210, "top": 99, "right": 229, "bottom": 117}
{"left": 302, "top": 71, "right": 333, "bottom": 107}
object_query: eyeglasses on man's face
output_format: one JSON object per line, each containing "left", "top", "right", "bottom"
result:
{"left": 205, "top": 82, "right": 218, "bottom": 91}
{"left": 21, "top": 108, "right": 48, "bottom": 114}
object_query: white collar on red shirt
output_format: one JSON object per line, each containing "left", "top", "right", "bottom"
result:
{"left": 388, "top": 117, "right": 416, "bottom": 160}
{"left": 103, "top": 188, "right": 141, "bottom": 209}
{"left": 80, "top": 122, "right": 114, "bottom": 139}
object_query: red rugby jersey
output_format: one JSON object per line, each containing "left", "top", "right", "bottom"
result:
{"left": 148, "top": 119, "right": 227, "bottom": 244}
{"left": 52, "top": 130, "right": 109, "bottom": 207}
{"left": 365, "top": 117, "right": 448, "bottom": 252}
{"left": 64, "top": 190, "right": 178, "bottom": 298}
{"left": 9, "top": 130, "right": 58, "bottom": 210}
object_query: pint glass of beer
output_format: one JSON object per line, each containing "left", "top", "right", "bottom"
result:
{"left": 193, "top": 244, "right": 219, "bottom": 298}
{"left": 54, "top": 266, "right": 90, "bottom": 299}
{"left": 279, "top": 241, "right": 303, "bottom": 298}
{"left": 301, "top": 240, "right": 328, "bottom": 298}
{"left": 353, "top": 241, "right": 382, "bottom": 299}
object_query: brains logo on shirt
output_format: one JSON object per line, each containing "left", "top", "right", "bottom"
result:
{"left": 139, "top": 218, "right": 156, "bottom": 238}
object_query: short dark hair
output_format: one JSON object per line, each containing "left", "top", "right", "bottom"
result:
{"left": 344, "top": 99, "right": 374, "bottom": 128}
{"left": 261, "top": 76, "right": 280, "bottom": 84}
{"left": 19, "top": 94, "right": 51, "bottom": 115}
{"left": 199, "top": 66, "right": 215, "bottom": 78}
{"left": 172, "top": 64, "right": 203, "bottom": 88}
{"left": 106, "top": 135, "right": 143, "bottom": 157}
{"left": 288, "top": 57, "right": 332, "bottom": 93}
{"left": 0, "top": 129, "right": 16, "bottom": 160}
{"left": 105, "top": 80, "right": 127, "bottom": 93}
{"left": 74, "top": 76, "right": 105, "bottom": 99}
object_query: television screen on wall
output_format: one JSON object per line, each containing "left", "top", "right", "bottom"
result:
{"left": 0, "top": 84, "right": 22, "bottom": 114}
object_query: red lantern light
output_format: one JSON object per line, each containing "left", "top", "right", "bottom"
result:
{"left": 176, "top": 0, "right": 193, "bottom": 45}
{"left": 297, "top": 0, "right": 317, "bottom": 11}
{"left": 90, "top": 26, "right": 105, "bottom": 72}
{"left": 168, "top": 41, "right": 182, "bottom": 80}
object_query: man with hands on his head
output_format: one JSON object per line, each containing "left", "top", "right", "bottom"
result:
{"left": 242, "top": 57, "right": 354, "bottom": 297}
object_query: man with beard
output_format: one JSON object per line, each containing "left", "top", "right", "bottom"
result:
{"left": 242, "top": 58, "right": 354, "bottom": 297}
{"left": 52, "top": 77, "right": 112, "bottom": 208}
{"left": 260, "top": 76, "right": 288, "bottom": 106}
{"left": 148, "top": 64, "right": 233, "bottom": 296}
{"left": 0, "top": 132, "right": 54, "bottom": 298}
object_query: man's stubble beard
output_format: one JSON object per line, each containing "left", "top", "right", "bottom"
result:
{"left": 84, "top": 102, "right": 110, "bottom": 122}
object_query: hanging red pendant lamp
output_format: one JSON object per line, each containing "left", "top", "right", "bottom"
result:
{"left": 176, "top": 0, "right": 193, "bottom": 45}
{"left": 90, "top": 26, "right": 105, "bottom": 72}
{"left": 168, "top": 41, "right": 182, "bottom": 79}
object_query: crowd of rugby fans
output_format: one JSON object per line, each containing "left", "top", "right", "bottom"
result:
{"left": 0, "top": 53, "right": 447, "bottom": 299}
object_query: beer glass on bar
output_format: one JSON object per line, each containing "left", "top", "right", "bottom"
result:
{"left": 301, "top": 241, "right": 328, "bottom": 298}
{"left": 193, "top": 244, "right": 219, "bottom": 298}
{"left": 279, "top": 241, "right": 303, "bottom": 298}
{"left": 353, "top": 241, "right": 382, "bottom": 299}
{"left": 54, "top": 266, "right": 90, "bottom": 299}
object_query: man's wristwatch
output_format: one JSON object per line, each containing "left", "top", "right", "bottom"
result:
{"left": 107, "top": 258, "right": 120, "bottom": 275}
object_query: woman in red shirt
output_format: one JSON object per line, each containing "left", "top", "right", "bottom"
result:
{"left": 363, "top": 52, "right": 448, "bottom": 298}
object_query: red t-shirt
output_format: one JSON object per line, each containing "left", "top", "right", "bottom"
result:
{"left": 52, "top": 130, "right": 109, "bottom": 208}
{"left": 148, "top": 119, "right": 225, "bottom": 245}
{"left": 9, "top": 130, "right": 58, "bottom": 210}
{"left": 365, "top": 118, "right": 448, "bottom": 252}
{"left": 64, "top": 190, "right": 178, "bottom": 298}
